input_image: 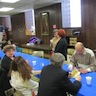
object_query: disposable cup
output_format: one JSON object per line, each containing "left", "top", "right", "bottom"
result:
{"left": 86, "top": 76, "right": 92, "bottom": 85}
{"left": 32, "top": 61, "right": 36, "bottom": 66}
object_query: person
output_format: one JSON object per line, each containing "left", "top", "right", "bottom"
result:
{"left": 37, "top": 53, "right": 81, "bottom": 96}
{"left": 9, "top": 56, "right": 39, "bottom": 96}
{"left": 1, "top": 45, "right": 15, "bottom": 74}
{"left": 54, "top": 29, "right": 67, "bottom": 60}
{"left": 69, "top": 42, "right": 96, "bottom": 74}
{"left": 1, "top": 38, "right": 8, "bottom": 49}
{"left": 50, "top": 29, "right": 60, "bottom": 51}
{"left": 0, "top": 68, "right": 12, "bottom": 96}
{"left": 0, "top": 45, "right": 15, "bottom": 96}
{"left": 1, "top": 45, "right": 41, "bottom": 76}
{"left": 7, "top": 39, "right": 16, "bottom": 50}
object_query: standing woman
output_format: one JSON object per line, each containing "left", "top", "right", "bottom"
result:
{"left": 9, "top": 56, "right": 38, "bottom": 96}
{"left": 50, "top": 29, "right": 60, "bottom": 52}
{"left": 54, "top": 29, "right": 67, "bottom": 60}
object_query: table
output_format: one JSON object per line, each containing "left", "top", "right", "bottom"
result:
{"left": 0, "top": 50, "right": 96, "bottom": 96}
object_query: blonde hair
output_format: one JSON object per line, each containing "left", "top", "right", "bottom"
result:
{"left": 3, "top": 45, "right": 15, "bottom": 53}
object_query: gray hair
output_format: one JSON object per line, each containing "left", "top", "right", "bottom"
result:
{"left": 53, "top": 29, "right": 58, "bottom": 33}
{"left": 50, "top": 53, "right": 65, "bottom": 68}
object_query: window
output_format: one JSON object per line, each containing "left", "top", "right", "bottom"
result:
{"left": 62, "top": 0, "right": 81, "bottom": 28}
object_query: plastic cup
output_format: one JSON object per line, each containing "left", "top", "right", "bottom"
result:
{"left": 41, "top": 62, "right": 44, "bottom": 67}
{"left": 32, "top": 61, "right": 36, "bottom": 66}
{"left": 68, "top": 65, "right": 73, "bottom": 71}
{"left": 86, "top": 76, "right": 92, "bottom": 85}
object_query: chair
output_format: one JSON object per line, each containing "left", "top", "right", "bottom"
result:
{"left": 16, "top": 46, "right": 22, "bottom": 53}
{"left": 32, "top": 51, "right": 44, "bottom": 58}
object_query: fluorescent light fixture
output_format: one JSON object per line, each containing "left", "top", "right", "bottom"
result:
{"left": 0, "top": 0, "right": 19, "bottom": 3}
{"left": 0, "top": 7, "right": 14, "bottom": 12}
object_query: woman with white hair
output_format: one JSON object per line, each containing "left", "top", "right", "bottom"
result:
{"left": 37, "top": 53, "right": 82, "bottom": 96}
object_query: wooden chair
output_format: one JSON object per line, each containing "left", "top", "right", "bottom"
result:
{"left": 32, "top": 51, "right": 44, "bottom": 58}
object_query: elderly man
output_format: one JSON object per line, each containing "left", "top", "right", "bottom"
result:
{"left": 37, "top": 53, "right": 81, "bottom": 96}
{"left": 69, "top": 42, "right": 96, "bottom": 74}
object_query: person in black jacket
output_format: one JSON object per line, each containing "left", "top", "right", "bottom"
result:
{"left": 55, "top": 29, "right": 67, "bottom": 60}
{"left": 0, "top": 68, "right": 12, "bottom": 96}
{"left": 1, "top": 45, "right": 15, "bottom": 96}
{"left": 37, "top": 53, "right": 81, "bottom": 96}
{"left": 1, "top": 45, "right": 15, "bottom": 74}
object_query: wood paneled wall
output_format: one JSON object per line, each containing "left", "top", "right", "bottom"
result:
{"left": 11, "top": 13, "right": 32, "bottom": 44}
{"left": 4, "top": 1, "right": 96, "bottom": 49}
{"left": 81, "top": 0, "right": 96, "bottom": 49}
{"left": 10, "top": 3, "right": 61, "bottom": 45}
{"left": 34, "top": 3, "right": 62, "bottom": 44}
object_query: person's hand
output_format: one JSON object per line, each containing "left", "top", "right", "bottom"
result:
{"left": 68, "top": 72, "right": 72, "bottom": 78}
{"left": 80, "top": 69, "right": 88, "bottom": 74}
{"left": 75, "top": 75, "right": 81, "bottom": 81}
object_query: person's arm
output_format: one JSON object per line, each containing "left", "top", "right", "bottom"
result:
{"left": 32, "top": 70, "right": 41, "bottom": 75}
{"left": 29, "top": 79, "right": 39, "bottom": 95}
{"left": 87, "top": 55, "right": 96, "bottom": 72}
{"left": 61, "top": 72, "right": 82, "bottom": 95}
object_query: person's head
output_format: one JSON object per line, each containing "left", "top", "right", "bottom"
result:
{"left": 8, "top": 39, "right": 14, "bottom": 45}
{"left": 10, "top": 56, "right": 32, "bottom": 80}
{"left": 75, "top": 42, "right": 85, "bottom": 55}
{"left": 3, "top": 45, "right": 15, "bottom": 58}
{"left": 50, "top": 53, "right": 65, "bottom": 68}
{"left": 53, "top": 29, "right": 59, "bottom": 38}
{"left": 58, "top": 29, "right": 66, "bottom": 38}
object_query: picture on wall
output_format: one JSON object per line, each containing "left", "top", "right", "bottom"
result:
{"left": 40, "top": 12, "right": 49, "bottom": 35}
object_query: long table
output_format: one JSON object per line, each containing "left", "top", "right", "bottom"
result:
{"left": 0, "top": 50, "right": 96, "bottom": 96}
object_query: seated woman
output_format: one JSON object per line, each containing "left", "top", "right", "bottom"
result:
{"left": 9, "top": 56, "right": 39, "bottom": 96}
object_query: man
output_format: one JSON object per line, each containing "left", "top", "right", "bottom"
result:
{"left": 37, "top": 53, "right": 81, "bottom": 96}
{"left": 69, "top": 42, "right": 96, "bottom": 74}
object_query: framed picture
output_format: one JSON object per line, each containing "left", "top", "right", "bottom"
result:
{"left": 40, "top": 12, "right": 49, "bottom": 35}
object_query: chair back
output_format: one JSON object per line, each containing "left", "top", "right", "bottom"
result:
{"left": 16, "top": 47, "right": 22, "bottom": 52}
{"left": 32, "top": 51, "right": 44, "bottom": 58}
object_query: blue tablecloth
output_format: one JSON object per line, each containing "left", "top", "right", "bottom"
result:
{"left": 0, "top": 50, "right": 96, "bottom": 96}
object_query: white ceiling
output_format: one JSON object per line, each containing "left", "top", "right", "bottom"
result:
{"left": 0, "top": 0, "right": 61, "bottom": 17}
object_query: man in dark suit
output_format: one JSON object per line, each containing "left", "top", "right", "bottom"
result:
{"left": 37, "top": 53, "right": 81, "bottom": 96}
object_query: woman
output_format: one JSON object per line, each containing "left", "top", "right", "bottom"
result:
{"left": 1, "top": 45, "right": 15, "bottom": 96}
{"left": 50, "top": 29, "right": 60, "bottom": 52}
{"left": 54, "top": 29, "right": 67, "bottom": 60}
{"left": 9, "top": 56, "right": 38, "bottom": 96}
{"left": 1, "top": 45, "right": 15, "bottom": 74}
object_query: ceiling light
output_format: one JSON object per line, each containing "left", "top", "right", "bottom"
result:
{"left": 0, "top": 0, "right": 20, "bottom": 3}
{"left": 0, "top": 7, "right": 14, "bottom": 12}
